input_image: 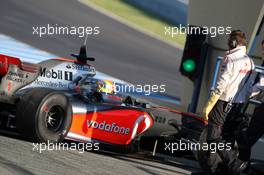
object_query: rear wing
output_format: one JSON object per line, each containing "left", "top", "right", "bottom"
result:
{"left": 0, "top": 54, "right": 40, "bottom": 104}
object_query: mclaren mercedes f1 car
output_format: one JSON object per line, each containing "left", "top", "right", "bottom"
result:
{"left": 0, "top": 45, "right": 207, "bottom": 154}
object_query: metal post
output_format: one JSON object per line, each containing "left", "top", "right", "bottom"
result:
{"left": 247, "top": 10, "right": 264, "bottom": 56}
{"left": 210, "top": 57, "right": 223, "bottom": 92}
{"left": 188, "top": 43, "right": 209, "bottom": 112}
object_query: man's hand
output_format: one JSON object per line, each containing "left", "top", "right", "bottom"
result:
{"left": 202, "top": 93, "right": 220, "bottom": 121}
{"left": 202, "top": 109, "right": 210, "bottom": 121}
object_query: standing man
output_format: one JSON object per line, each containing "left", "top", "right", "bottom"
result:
{"left": 236, "top": 39, "right": 264, "bottom": 169}
{"left": 201, "top": 30, "right": 254, "bottom": 174}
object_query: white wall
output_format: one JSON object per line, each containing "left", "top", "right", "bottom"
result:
{"left": 187, "top": 0, "right": 264, "bottom": 161}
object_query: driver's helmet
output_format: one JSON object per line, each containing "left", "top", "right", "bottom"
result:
{"left": 96, "top": 79, "right": 115, "bottom": 94}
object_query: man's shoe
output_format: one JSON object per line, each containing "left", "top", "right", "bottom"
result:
{"left": 230, "top": 159, "right": 248, "bottom": 175}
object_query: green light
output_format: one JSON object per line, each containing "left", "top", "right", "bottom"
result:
{"left": 182, "top": 59, "right": 196, "bottom": 72}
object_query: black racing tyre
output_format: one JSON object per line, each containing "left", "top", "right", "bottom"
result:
{"left": 16, "top": 88, "right": 72, "bottom": 143}
{"left": 197, "top": 126, "right": 222, "bottom": 172}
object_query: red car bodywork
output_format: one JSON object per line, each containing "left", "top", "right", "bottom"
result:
{"left": 68, "top": 109, "right": 154, "bottom": 145}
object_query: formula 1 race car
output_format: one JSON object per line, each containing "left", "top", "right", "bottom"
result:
{"left": 0, "top": 45, "right": 207, "bottom": 154}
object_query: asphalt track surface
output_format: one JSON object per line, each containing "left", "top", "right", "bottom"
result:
{"left": 0, "top": 0, "right": 197, "bottom": 174}
{"left": 0, "top": 133, "right": 203, "bottom": 175}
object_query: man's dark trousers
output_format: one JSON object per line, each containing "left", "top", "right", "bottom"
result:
{"left": 238, "top": 103, "right": 264, "bottom": 161}
{"left": 205, "top": 100, "right": 245, "bottom": 173}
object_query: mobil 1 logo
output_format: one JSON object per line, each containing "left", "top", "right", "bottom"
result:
{"left": 40, "top": 67, "right": 73, "bottom": 81}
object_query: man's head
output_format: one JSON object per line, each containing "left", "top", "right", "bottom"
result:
{"left": 228, "top": 30, "right": 247, "bottom": 50}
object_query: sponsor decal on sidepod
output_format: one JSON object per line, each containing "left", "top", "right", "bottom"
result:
{"left": 87, "top": 120, "right": 130, "bottom": 135}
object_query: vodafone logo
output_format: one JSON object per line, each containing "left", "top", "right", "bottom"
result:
{"left": 87, "top": 120, "right": 130, "bottom": 135}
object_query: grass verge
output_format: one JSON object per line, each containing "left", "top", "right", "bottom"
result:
{"left": 83, "top": 0, "right": 186, "bottom": 47}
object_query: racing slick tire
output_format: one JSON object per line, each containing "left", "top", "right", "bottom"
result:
{"left": 16, "top": 88, "right": 72, "bottom": 143}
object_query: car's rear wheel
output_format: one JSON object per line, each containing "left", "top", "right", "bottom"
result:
{"left": 16, "top": 88, "right": 72, "bottom": 143}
